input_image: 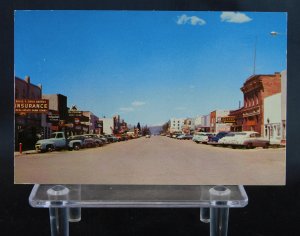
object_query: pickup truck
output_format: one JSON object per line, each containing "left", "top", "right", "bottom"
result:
{"left": 35, "top": 132, "right": 94, "bottom": 152}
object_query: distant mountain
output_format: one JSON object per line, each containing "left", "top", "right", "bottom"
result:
{"left": 149, "top": 126, "right": 162, "bottom": 135}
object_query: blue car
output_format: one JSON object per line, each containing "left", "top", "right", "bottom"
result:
{"left": 208, "top": 132, "right": 229, "bottom": 143}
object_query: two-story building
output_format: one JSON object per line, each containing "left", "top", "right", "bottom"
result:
{"left": 15, "top": 76, "right": 42, "bottom": 150}
{"left": 241, "top": 72, "right": 281, "bottom": 135}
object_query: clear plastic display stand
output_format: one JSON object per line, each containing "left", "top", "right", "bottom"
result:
{"left": 29, "top": 185, "right": 248, "bottom": 236}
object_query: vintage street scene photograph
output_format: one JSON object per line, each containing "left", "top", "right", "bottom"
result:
{"left": 14, "top": 11, "right": 286, "bottom": 185}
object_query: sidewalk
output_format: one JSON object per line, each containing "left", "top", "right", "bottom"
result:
{"left": 14, "top": 150, "right": 37, "bottom": 156}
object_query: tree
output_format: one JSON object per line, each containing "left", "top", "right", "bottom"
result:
{"left": 161, "top": 120, "right": 170, "bottom": 134}
{"left": 142, "top": 125, "right": 151, "bottom": 136}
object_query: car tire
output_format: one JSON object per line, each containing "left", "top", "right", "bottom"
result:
{"left": 47, "top": 145, "right": 54, "bottom": 152}
{"left": 73, "top": 144, "right": 81, "bottom": 151}
{"left": 263, "top": 143, "right": 270, "bottom": 149}
{"left": 246, "top": 143, "right": 253, "bottom": 149}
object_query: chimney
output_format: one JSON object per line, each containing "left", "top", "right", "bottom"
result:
{"left": 25, "top": 75, "right": 30, "bottom": 84}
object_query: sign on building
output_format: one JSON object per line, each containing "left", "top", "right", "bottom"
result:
{"left": 221, "top": 116, "right": 236, "bottom": 123}
{"left": 47, "top": 114, "right": 60, "bottom": 123}
{"left": 68, "top": 110, "right": 83, "bottom": 117}
{"left": 15, "top": 99, "right": 49, "bottom": 113}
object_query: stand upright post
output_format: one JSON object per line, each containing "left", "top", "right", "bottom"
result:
{"left": 47, "top": 185, "right": 70, "bottom": 236}
{"left": 210, "top": 207, "right": 229, "bottom": 236}
{"left": 209, "top": 186, "right": 231, "bottom": 236}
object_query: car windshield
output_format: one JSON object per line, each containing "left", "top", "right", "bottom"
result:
{"left": 50, "top": 133, "right": 57, "bottom": 138}
{"left": 68, "top": 136, "right": 83, "bottom": 140}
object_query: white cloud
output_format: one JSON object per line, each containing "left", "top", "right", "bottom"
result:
{"left": 119, "top": 107, "right": 134, "bottom": 112}
{"left": 131, "top": 101, "right": 146, "bottom": 107}
{"left": 220, "top": 12, "right": 252, "bottom": 23}
{"left": 177, "top": 14, "right": 206, "bottom": 26}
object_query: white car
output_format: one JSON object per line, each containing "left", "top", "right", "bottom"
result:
{"left": 218, "top": 132, "right": 238, "bottom": 145}
{"left": 192, "top": 132, "right": 214, "bottom": 144}
{"left": 219, "top": 131, "right": 270, "bottom": 149}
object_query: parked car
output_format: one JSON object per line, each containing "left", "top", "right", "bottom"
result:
{"left": 67, "top": 135, "right": 96, "bottom": 150}
{"left": 104, "top": 134, "right": 119, "bottom": 143}
{"left": 171, "top": 133, "right": 183, "bottom": 138}
{"left": 208, "top": 131, "right": 229, "bottom": 144}
{"left": 98, "top": 135, "right": 109, "bottom": 144}
{"left": 233, "top": 131, "right": 270, "bottom": 149}
{"left": 177, "top": 134, "right": 193, "bottom": 140}
{"left": 83, "top": 134, "right": 104, "bottom": 147}
{"left": 218, "top": 131, "right": 269, "bottom": 149}
{"left": 35, "top": 132, "right": 68, "bottom": 152}
{"left": 217, "top": 132, "right": 238, "bottom": 146}
{"left": 192, "top": 132, "right": 214, "bottom": 144}
{"left": 35, "top": 132, "right": 90, "bottom": 152}
{"left": 114, "top": 133, "right": 129, "bottom": 141}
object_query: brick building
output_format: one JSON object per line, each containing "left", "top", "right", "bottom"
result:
{"left": 210, "top": 110, "right": 230, "bottom": 133}
{"left": 240, "top": 73, "right": 281, "bottom": 135}
{"left": 15, "top": 76, "right": 42, "bottom": 150}
{"left": 229, "top": 107, "right": 244, "bottom": 132}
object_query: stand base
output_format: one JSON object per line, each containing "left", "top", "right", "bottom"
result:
{"left": 29, "top": 185, "right": 248, "bottom": 236}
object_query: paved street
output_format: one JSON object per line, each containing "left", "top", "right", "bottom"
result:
{"left": 15, "top": 136, "right": 285, "bottom": 185}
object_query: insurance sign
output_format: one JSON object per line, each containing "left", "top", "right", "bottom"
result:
{"left": 15, "top": 99, "right": 49, "bottom": 113}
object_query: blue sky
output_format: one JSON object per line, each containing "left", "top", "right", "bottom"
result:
{"left": 15, "top": 11, "right": 287, "bottom": 126}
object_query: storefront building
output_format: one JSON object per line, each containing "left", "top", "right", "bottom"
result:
{"left": 264, "top": 93, "right": 282, "bottom": 144}
{"left": 82, "top": 111, "right": 99, "bottom": 134}
{"left": 66, "top": 106, "right": 89, "bottom": 135}
{"left": 182, "top": 118, "right": 195, "bottom": 134}
{"left": 200, "top": 114, "right": 210, "bottom": 132}
{"left": 210, "top": 110, "right": 230, "bottom": 133}
{"left": 263, "top": 70, "right": 287, "bottom": 144}
{"left": 42, "top": 94, "right": 68, "bottom": 138}
{"left": 229, "top": 107, "right": 244, "bottom": 132}
{"left": 15, "top": 76, "right": 42, "bottom": 150}
{"left": 99, "top": 117, "right": 115, "bottom": 135}
{"left": 240, "top": 73, "right": 281, "bottom": 135}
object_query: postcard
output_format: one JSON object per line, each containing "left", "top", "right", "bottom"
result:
{"left": 14, "top": 10, "right": 286, "bottom": 185}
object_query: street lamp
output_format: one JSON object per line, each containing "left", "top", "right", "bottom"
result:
{"left": 270, "top": 31, "right": 279, "bottom": 36}
{"left": 253, "top": 36, "right": 257, "bottom": 75}
{"left": 252, "top": 32, "right": 280, "bottom": 75}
